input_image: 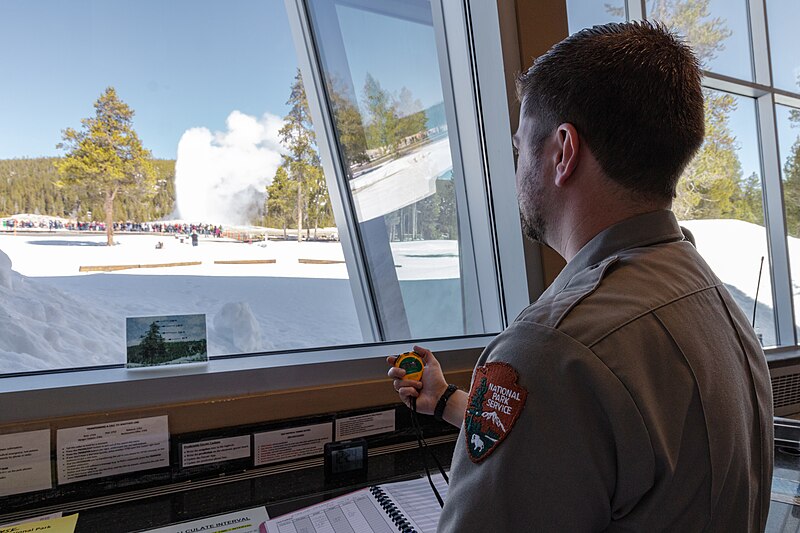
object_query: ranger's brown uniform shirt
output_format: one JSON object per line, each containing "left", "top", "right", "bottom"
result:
{"left": 438, "top": 210, "right": 773, "bottom": 532}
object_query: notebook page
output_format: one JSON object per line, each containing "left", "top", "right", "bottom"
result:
{"left": 378, "top": 474, "right": 448, "bottom": 533}
{"left": 262, "top": 488, "right": 398, "bottom": 533}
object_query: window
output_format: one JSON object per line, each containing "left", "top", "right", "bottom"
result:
{"left": 562, "top": 0, "right": 800, "bottom": 349}
{"left": 0, "top": 0, "right": 365, "bottom": 374}
{"left": 647, "top": 0, "right": 754, "bottom": 81}
{"left": 675, "top": 91, "right": 776, "bottom": 345}
{"left": 0, "top": 0, "right": 525, "bottom": 380}
{"left": 766, "top": 0, "right": 800, "bottom": 94}
{"left": 777, "top": 104, "right": 800, "bottom": 338}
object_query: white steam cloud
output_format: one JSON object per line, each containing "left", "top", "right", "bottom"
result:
{"left": 174, "top": 111, "right": 285, "bottom": 225}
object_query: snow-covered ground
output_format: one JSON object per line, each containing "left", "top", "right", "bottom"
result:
{"left": 0, "top": 233, "right": 461, "bottom": 373}
{"left": 1, "top": 217, "right": 792, "bottom": 374}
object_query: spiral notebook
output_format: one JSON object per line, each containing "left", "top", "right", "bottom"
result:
{"left": 260, "top": 473, "right": 448, "bottom": 533}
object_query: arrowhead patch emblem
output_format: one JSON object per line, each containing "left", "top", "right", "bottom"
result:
{"left": 464, "top": 362, "right": 527, "bottom": 463}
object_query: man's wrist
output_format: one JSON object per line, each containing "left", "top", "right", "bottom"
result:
{"left": 434, "top": 384, "right": 459, "bottom": 422}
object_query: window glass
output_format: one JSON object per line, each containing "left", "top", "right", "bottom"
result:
{"left": 565, "top": 0, "right": 625, "bottom": 34}
{"left": 776, "top": 104, "right": 800, "bottom": 337}
{"left": 0, "top": 0, "right": 362, "bottom": 374}
{"left": 305, "top": 0, "right": 500, "bottom": 340}
{"left": 647, "top": 0, "right": 753, "bottom": 81}
{"left": 766, "top": 0, "right": 800, "bottom": 94}
{"left": 674, "top": 91, "right": 776, "bottom": 345}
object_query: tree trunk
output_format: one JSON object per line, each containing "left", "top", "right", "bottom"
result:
{"left": 104, "top": 189, "right": 116, "bottom": 246}
{"left": 296, "top": 182, "right": 303, "bottom": 242}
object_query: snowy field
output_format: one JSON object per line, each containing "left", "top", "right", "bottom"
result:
{"left": 0, "top": 232, "right": 461, "bottom": 373}
{"left": 1, "top": 217, "right": 795, "bottom": 374}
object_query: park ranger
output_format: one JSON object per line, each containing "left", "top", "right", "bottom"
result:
{"left": 388, "top": 21, "right": 773, "bottom": 531}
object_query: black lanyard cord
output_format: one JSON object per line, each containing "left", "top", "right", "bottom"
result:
{"left": 410, "top": 398, "right": 448, "bottom": 508}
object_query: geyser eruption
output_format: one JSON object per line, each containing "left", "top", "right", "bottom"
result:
{"left": 174, "top": 111, "right": 284, "bottom": 225}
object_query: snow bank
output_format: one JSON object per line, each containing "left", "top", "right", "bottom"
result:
{"left": 0, "top": 248, "right": 123, "bottom": 372}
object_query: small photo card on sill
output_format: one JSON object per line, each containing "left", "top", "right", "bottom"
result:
{"left": 126, "top": 314, "right": 208, "bottom": 368}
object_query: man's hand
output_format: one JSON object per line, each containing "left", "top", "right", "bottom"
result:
{"left": 387, "top": 345, "right": 449, "bottom": 415}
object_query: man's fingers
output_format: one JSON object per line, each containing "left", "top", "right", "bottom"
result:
{"left": 388, "top": 367, "right": 407, "bottom": 379}
{"left": 393, "top": 378, "right": 422, "bottom": 391}
{"left": 413, "top": 345, "right": 431, "bottom": 358}
{"left": 398, "top": 386, "right": 420, "bottom": 402}
{"left": 386, "top": 355, "right": 397, "bottom": 366}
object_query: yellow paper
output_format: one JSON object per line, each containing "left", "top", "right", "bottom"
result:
{"left": 0, "top": 514, "right": 78, "bottom": 533}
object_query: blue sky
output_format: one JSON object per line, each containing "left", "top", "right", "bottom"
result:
{"left": 0, "top": 0, "right": 299, "bottom": 160}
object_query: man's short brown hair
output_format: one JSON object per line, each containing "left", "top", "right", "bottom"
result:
{"left": 516, "top": 21, "right": 704, "bottom": 201}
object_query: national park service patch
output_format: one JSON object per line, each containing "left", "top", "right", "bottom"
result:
{"left": 464, "top": 362, "right": 527, "bottom": 463}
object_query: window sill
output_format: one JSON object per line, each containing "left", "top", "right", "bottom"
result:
{"left": 0, "top": 336, "right": 493, "bottom": 424}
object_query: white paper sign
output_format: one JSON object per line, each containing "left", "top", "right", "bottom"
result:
{"left": 181, "top": 435, "right": 250, "bottom": 468}
{"left": 56, "top": 416, "right": 169, "bottom": 484}
{"left": 0, "top": 430, "right": 52, "bottom": 497}
{"left": 140, "top": 506, "right": 269, "bottom": 533}
{"left": 254, "top": 423, "right": 332, "bottom": 466}
{"left": 335, "top": 409, "right": 396, "bottom": 441}
{"left": 1, "top": 512, "right": 62, "bottom": 527}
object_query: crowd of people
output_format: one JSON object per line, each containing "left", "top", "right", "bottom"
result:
{"left": 0, "top": 217, "right": 225, "bottom": 238}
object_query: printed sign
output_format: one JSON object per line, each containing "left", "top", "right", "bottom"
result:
{"left": 0, "top": 514, "right": 77, "bottom": 533}
{"left": 140, "top": 507, "right": 268, "bottom": 533}
{"left": 254, "top": 423, "right": 332, "bottom": 466}
{"left": 181, "top": 435, "right": 251, "bottom": 468}
{"left": 0, "top": 429, "right": 52, "bottom": 497}
{"left": 335, "top": 410, "right": 395, "bottom": 441}
{"left": 56, "top": 416, "right": 169, "bottom": 484}
{"left": 126, "top": 314, "right": 208, "bottom": 368}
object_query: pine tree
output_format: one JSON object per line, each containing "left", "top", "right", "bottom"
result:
{"left": 139, "top": 321, "right": 167, "bottom": 364}
{"left": 279, "top": 71, "right": 323, "bottom": 242}
{"left": 56, "top": 87, "right": 156, "bottom": 245}
{"left": 328, "top": 76, "right": 370, "bottom": 169}
{"left": 265, "top": 165, "right": 297, "bottom": 238}
{"left": 363, "top": 73, "right": 401, "bottom": 156}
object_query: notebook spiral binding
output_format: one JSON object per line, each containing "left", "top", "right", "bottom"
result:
{"left": 369, "top": 485, "right": 418, "bottom": 533}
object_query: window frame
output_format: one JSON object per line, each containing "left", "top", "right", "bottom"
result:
{"left": 0, "top": 0, "right": 532, "bottom": 424}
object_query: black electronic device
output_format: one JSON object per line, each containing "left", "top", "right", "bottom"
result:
{"left": 324, "top": 438, "right": 368, "bottom": 483}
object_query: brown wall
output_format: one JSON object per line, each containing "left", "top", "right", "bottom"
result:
{"left": 505, "top": 0, "right": 569, "bottom": 287}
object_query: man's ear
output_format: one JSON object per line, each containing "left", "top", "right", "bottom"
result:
{"left": 553, "top": 123, "right": 579, "bottom": 188}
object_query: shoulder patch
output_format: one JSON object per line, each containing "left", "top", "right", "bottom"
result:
{"left": 464, "top": 362, "right": 528, "bottom": 463}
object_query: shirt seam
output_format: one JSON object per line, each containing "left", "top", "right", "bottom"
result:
{"left": 585, "top": 283, "right": 722, "bottom": 348}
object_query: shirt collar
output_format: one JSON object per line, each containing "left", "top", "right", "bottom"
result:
{"left": 547, "top": 209, "right": 685, "bottom": 294}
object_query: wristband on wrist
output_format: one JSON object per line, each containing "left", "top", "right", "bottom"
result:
{"left": 434, "top": 384, "right": 458, "bottom": 422}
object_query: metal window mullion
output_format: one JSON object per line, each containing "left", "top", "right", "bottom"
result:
{"left": 748, "top": 0, "right": 772, "bottom": 87}
{"left": 756, "top": 93, "right": 796, "bottom": 346}
{"left": 284, "top": 0, "right": 380, "bottom": 342}
{"left": 463, "top": 0, "right": 530, "bottom": 323}
{"left": 627, "top": 0, "right": 646, "bottom": 20}
{"left": 430, "top": 0, "right": 491, "bottom": 335}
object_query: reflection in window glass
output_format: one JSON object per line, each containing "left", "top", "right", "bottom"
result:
{"left": 307, "top": 0, "right": 498, "bottom": 340}
{"left": 566, "top": 0, "right": 625, "bottom": 34}
{"left": 766, "top": 0, "right": 800, "bottom": 94}
{"left": 0, "top": 1, "right": 362, "bottom": 374}
{"left": 647, "top": 0, "right": 753, "bottom": 81}
{"left": 776, "top": 104, "right": 800, "bottom": 335}
{"left": 674, "top": 91, "right": 776, "bottom": 345}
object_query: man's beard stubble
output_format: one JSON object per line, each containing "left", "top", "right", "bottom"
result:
{"left": 517, "top": 163, "right": 548, "bottom": 245}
